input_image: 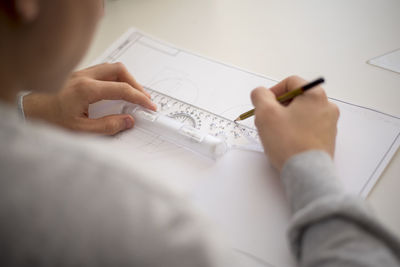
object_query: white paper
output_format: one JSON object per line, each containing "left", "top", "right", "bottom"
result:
{"left": 368, "top": 49, "right": 400, "bottom": 74}
{"left": 90, "top": 29, "right": 400, "bottom": 267}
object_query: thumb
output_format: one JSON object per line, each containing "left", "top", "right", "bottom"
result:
{"left": 82, "top": 114, "right": 135, "bottom": 136}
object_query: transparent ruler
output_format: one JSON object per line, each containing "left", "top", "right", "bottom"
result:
{"left": 145, "top": 86, "right": 263, "bottom": 153}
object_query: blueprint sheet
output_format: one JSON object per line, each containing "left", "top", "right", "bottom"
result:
{"left": 90, "top": 28, "right": 400, "bottom": 267}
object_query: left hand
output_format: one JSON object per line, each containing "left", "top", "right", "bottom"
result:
{"left": 24, "top": 63, "right": 157, "bottom": 135}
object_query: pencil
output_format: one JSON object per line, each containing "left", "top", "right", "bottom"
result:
{"left": 234, "top": 77, "right": 325, "bottom": 122}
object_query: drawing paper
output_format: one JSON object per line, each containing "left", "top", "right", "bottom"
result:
{"left": 368, "top": 49, "right": 400, "bottom": 74}
{"left": 90, "top": 29, "right": 400, "bottom": 267}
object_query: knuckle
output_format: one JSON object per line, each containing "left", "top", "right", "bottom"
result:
{"left": 120, "top": 81, "right": 131, "bottom": 90}
{"left": 254, "top": 116, "right": 262, "bottom": 129}
{"left": 70, "top": 71, "right": 82, "bottom": 79}
{"left": 251, "top": 87, "right": 266, "bottom": 103}
{"left": 310, "top": 88, "right": 327, "bottom": 101}
{"left": 119, "top": 82, "right": 133, "bottom": 97}
{"left": 318, "top": 88, "right": 327, "bottom": 98}
{"left": 287, "top": 75, "right": 305, "bottom": 84}
{"left": 77, "top": 77, "right": 92, "bottom": 88}
{"left": 285, "top": 75, "right": 307, "bottom": 91}
{"left": 104, "top": 120, "right": 120, "bottom": 135}
{"left": 73, "top": 123, "right": 87, "bottom": 132}
{"left": 288, "top": 75, "right": 301, "bottom": 81}
{"left": 330, "top": 102, "right": 340, "bottom": 118}
{"left": 113, "top": 62, "right": 127, "bottom": 73}
{"left": 100, "top": 62, "right": 113, "bottom": 70}
{"left": 73, "top": 78, "right": 92, "bottom": 95}
{"left": 250, "top": 88, "right": 259, "bottom": 102}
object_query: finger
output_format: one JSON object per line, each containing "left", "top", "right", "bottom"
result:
{"left": 110, "top": 62, "right": 151, "bottom": 98}
{"left": 79, "top": 114, "right": 135, "bottom": 136}
{"left": 84, "top": 63, "right": 151, "bottom": 98}
{"left": 251, "top": 87, "right": 282, "bottom": 110}
{"left": 251, "top": 87, "right": 284, "bottom": 129}
{"left": 291, "top": 86, "right": 328, "bottom": 106}
{"left": 89, "top": 80, "right": 157, "bottom": 111}
{"left": 269, "top": 75, "right": 307, "bottom": 97}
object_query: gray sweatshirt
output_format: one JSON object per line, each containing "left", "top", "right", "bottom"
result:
{"left": 0, "top": 102, "right": 399, "bottom": 267}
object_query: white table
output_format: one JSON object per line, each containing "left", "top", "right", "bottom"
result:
{"left": 81, "top": 0, "right": 400, "bottom": 237}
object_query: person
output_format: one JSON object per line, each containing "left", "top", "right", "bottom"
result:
{"left": 0, "top": 0, "right": 399, "bottom": 266}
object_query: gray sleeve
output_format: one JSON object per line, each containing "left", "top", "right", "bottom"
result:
{"left": 281, "top": 150, "right": 400, "bottom": 267}
{"left": 0, "top": 152, "right": 231, "bottom": 267}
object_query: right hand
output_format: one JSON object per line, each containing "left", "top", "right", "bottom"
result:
{"left": 251, "top": 76, "right": 340, "bottom": 171}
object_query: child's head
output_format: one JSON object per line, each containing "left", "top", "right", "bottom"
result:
{"left": 0, "top": 0, "right": 104, "bottom": 100}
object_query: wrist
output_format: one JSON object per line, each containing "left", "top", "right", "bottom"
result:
{"left": 23, "top": 93, "right": 59, "bottom": 123}
{"left": 280, "top": 150, "right": 343, "bottom": 213}
{"left": 277, "top": 144, "right": 335, "bottom": 172}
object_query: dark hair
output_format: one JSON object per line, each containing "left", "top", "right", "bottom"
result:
{"left": 0, "top": 0, "right": 16, "bottom": 15}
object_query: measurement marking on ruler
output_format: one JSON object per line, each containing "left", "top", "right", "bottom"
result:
{"left": 144, "top": 86, "right": 261, "bottom": 149}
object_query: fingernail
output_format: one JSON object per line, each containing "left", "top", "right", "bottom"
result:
{"left": 151, "top": 103, "right": 158, "bottom": 111}
{"left": 124, "top": 117, "right": 134, "bottom": 129}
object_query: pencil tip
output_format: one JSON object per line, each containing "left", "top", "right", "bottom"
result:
{"left": 234, "top": 118, "right": 240, "bottom": 123}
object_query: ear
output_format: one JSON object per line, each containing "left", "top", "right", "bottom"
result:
{"left": 14, "top": 0, "right": 39, "bottom": 23}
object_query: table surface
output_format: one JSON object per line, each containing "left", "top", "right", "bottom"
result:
{"left": 81, "top": 0, "right": 400, "bottom": 236}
